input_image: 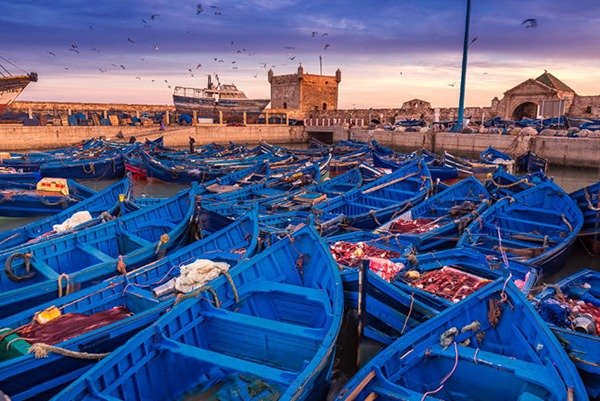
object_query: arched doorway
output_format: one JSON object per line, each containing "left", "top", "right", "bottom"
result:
{"left": 512, "top": 102, "right": 537, "bottom": 120}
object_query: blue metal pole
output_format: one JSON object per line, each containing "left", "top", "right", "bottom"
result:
{"left": 452, "top": 0, "right": 472, "bottom": 132}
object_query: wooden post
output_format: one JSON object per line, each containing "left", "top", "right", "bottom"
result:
{"left": 28, "top": 107, "right": 32, "bottom": 119}
{"left": 219, "top": 110, "right": 223, "bottom": 125}
{"left": 192, "top": 110, "right": 198, "bottom": 126}
{"left": 285, "top": 113, "right": 288, "bottom": 125}
{"left": 265, "top": 112, "right": 269, "bottom": 125}
{"left": 103, "top": 110, "right": 108, "bottom": 119}
{"left": 243, "top": 111, "right": 247, "bottom": 125}
{"left": 68, "top": 108, "right": 72, "bottom": 116}
{"left": 165, "top": 111, "right": 170, "bottom": 125}
{"left": 135, "top": 110, "right": 140, "bottom": 118}
{"left": 356, "top": 259, "right": 368, "bottom": 368}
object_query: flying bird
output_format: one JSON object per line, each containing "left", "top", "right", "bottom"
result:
{"left": 151, "top": 79, "right": 155, "bottom": 82}
{"left": 231, "top": 60, "right": 236, "bottom": 64}
{"left": 196, "top": 63, "right": 202, "bottom": 69}
{"left": 188, "top": 68, "right": 192, "bottom": 72}
{"left": 88, "top": 25, "right": 94, "bottom": 30}
{"left": 483, "top": 72, "right": 488, "bottom": 75}
{"left": 69, "top": 48, "right": 80, "bottom": 54}
{"left": 289, "top": 55, "right": 296, "bottom": 60}
{"left": 323, "top": 43, "right": 330, "bottom": 51}
{"left": 91, "top": 47, "right": 101, "bottom": 52}
{"left": 154, "top": 44, "right": 160, "bottom": 51}
{"left": 98, "top": 68, "right": 106, "bottom": 73}
{"left": 284, "top": 46, "right": 295, "bottom": 50}
{"left": 70, "top": 43, "right": 78, "bottom": 49}
{"left": 150, "top": 14, "right": 160, "bottom": 20}
{"left": 119, "top": 65, "right": 126, "bottom": 70}
{"left": 322, "top": 32, "right": 328, "bottom": 36}
{"left": 522, "top": 18, "right": 537, "bottom": 28}
{"left": 311, "top": 31, "right": 318, "bottom": 37}
{"left": 64, "top": 67, "right": 69, "bottom": 70}
{"left": 111, "top": 63, "right": 117, "bottom": 67}
{"left": 164, "top": 79, "right": 168, "bottom": 83}
{"left": 232, "top": 66, "right": 238, "bottom": 69}
{"left": 127, "top": 37, "right": 136, "bottom": 44}
{"left": 468, "top": 37, "right": 478, "bottom": 46}
{"left": 448, "top": 81, "right": 457, "bottom": 87}
{"left": 214, "top": 11, "right": 222, "bottom": 15}
{"left": 197, "top": 4, "right": 204, "bottom": 14}
{"left": 47, "top": 51, "right": 56, "bottom": 57}
{"left": 135, "top": 76, "right": 141, "bottom": 79}
{"left": 253, "top": 74, "right": 258, "bottom": 78}
{"left": 230, "top": 41, "right": 235, "bottom": 45}
{"left": 210, "top": 4, "right": 219, "bottom": 9}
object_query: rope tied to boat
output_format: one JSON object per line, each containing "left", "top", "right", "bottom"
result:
{"left": 400, "top": 293, "right": 414, "bottom": 335}
{"left": 57, "top": 273, "right": 74, "bottom": 297}
{"left": 100, "top": 211, "right": 115, "bottom": 222}
{"left": 5, "top": 252, "right": 35, "bottom": 282}
{"left": 583, "top": 186, "right": 600, "bottom": 211}
{"left": 176, "top": 285, "right": 221, "bottom": 308}
{"left": 82, "top": 162, "right": 96, "bottom": 175}
{"left": 28, "top": 342, "right": 109, "bottom": 360}
{"left": 116, "top": 255, "right": 127, "bottom": 275}
{"left": 221, "top": 270, "right": 240, "bottom": 304}
{"left": 155, "top": 233, "right": 170, "bottom": 256}
{"left": 561, "top": 214, "right": 573, "bottom": 232}
{"left": 484, "top": 173, "right": 533, "bottom": 189}
{"left": 420, "top": 341, "right": 459, "bottom": 401}
{"left": 368, "top": 210, "right": 382, "bottom": 226}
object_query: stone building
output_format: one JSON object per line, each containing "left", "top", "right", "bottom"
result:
{"left": 268, "top": 66, "right": 341, "bottom": 117}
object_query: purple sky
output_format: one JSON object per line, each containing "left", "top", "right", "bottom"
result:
{"left": 1, "top": 0, "right": 599, "bottom": 108}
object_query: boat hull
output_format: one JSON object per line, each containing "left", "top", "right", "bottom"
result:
{"left": 173, "top": 95, "right": 270, "bottom": 122}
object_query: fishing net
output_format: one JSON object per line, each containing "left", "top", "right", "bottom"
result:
{"left": 404, "top": 266, "right": 491, "bottom": 303}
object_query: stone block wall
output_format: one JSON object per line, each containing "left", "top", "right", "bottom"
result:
{"left": 569, "top": 95, "right": 600, "bottom": 118}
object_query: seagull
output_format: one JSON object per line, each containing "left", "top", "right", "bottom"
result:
{"left": 120, "top": 65, "right": 126, "bottom": 70}
{"left": 70, "top": 43, "right": 78, "bottom": 49}
{"left": 154, "top": 44, "right": 160, "bottom": 51}
{"left": 284, "top": 46, "right": 295, "bottom": 50}
{"left": 311, "top": 31, "right": 318, "bottom": 37}
{"left": 168, "top": 85, "right": 172, "bottom": 88}
{"left": 448, "top": 81, "right": 457, "bottom": 87}
{"left": 135, "top": 76, "right": 141, "bottom": 79}
{"left": 91, "top": 47, "right": 101, "bottom": 52}
{"left": 210, "top": 4, "right": 219, "bottom": 9}
{"left": 323, "top": 43, "right": 330, "bottom": 51}
{"left": 127, "top": 37, "right": 136, "bottom": 44}
{"left": 150, "top": 14, "right": 160, "bottom": 20}
{"left": 231, "top": 60, "right": 236, "bottom": 64}
{"left": 230, "top": 41, "right": 235, "bottom": 45}
{"left": 188, "top": 68, "right": 192, "bottom": 72}
{"left": 322, "top": 32, "right": 328, "bottom": 36}
{"left": 483, "top": 72, "right": 488, "bottom": 75}
{"left": 289, "top": 55, "right": 296, "bottom": 60}
{"left": 196, "top": 63, "right": 202, "bottom": 69}
{"left": 260, "top": 62, "right": 267, "bottom": 68}
{"left": 253, "top": 73, "right": 258, "bottom": 78}
{"left": 151, "top": 79, "right": 155, "bottom": 82}
{"left": 197, "top": 4, "right": 204, "bottom": 14}
{"left": 88, "top": 25, "right": 94, "bottom": 30}
{"left": 69, "top": 48, "right": 80, "bottom": 54}
{"left": 47, "top": 51, "right": 57, "bottom": 57}
{"left": 232, "top": 66, "right": 238, "bottom": 69}
{"left": 164, "top": 79, "right": 168, "bottom": 83}
{"left": 522, "top": 18, "right": 537, "bottom": 28}
{"left": 99, "top": 68, "right": 106, "bottom": 73}
{"left": 64, "top": 67, "right": 70, "bottom": 70}
{"left": 214, "top": 11, "right": 222, "bottom": 15}
{"left": 468, "top": 37, "right": 478, "bottom": 46}
{"left": 111, "top": 63, "right": 117, "bottom": 67}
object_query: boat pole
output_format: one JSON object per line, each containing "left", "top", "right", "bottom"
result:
{"left": 452, "top": 0, "right": 472, "bottom": 132}
{"left": 356, "top": 259, "right": 368, "bottom": 367}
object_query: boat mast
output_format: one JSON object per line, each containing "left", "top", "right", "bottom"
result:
{"left": 452, "top": 0, "right": 472, "bottom": 132}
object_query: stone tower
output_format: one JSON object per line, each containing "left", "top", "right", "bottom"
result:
{"left": 268, "top": 66, "right": 341, "bottom": 116}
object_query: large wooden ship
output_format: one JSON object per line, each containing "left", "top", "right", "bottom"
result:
{"left": 173, "top": 75, "right": 270, "bottom": 122}
{"left": 0, "top": 72, "right": 37, "bottom": 114}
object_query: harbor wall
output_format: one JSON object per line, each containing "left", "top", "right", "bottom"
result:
{"left": 350, "top": 128, "right": 600, "bottom": 168}
{"left": 0, "top": 125, "right": 307, "bottom": 151}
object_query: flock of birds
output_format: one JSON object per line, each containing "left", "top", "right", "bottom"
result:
{"left": 41, "top": 4, "right": 539, "bottom": 92}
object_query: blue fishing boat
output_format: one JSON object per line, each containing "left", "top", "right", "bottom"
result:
{"left": 516, "top": 150, "right": 548, "bottom": 173}
{"left": 40, "top": 151, "right": 126, "bottom": 180}
{"left": 0, "top": 209, "right": 259, "bottom": 401}
{"left": 458, "top": 181, "right": 583, "bottom": 274}
{"left": 0, "top": 168, "right": 41, "bottom": 183}
{"left": 0, "top": 187, "right": 197, "bottom": 318}
{"left": 316, "top": 159, "right": 431, "bottom": 234}
{"left": 394, "top": 247, "right": 538, "bottom": 311}
{"left": 536, "top": 269, "right": 600, "bottom": 399}
{"left": 442, "top": 150, "right": 498, "bottom": 179}
{"left": 372, "top": 150, "right": 459, "bottom": 182}
{"left": 325, "top": 232, "right": 436, "bottom": 345}
{"left": 484, "top": 166, "right": 549, "bottom": 199}
{"left": 570, "top": 180, "right": 600, "bottom": 254}
{"left": 53, "top": 225, "right": 344, "bottom": 401}
{"left": 375, "top": 176, "right": 490, "bottom": 251}
{"left": 335, "top": 279, "right": 588, "bottom": 401}
{"left": 0, "top": 177, "right": 131, "bottom": 252}
{"left": 479, "top": 146, "right": 514, "bottom": 172}
{"left": 0, "top": 179, "right": 96, "bottom": 217}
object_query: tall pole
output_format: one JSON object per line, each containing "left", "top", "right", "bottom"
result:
{"left": 452, "top": 0, "right": 472, "bottom": 132}
{"left": 319, "top": 55, "right": 323, "bottom": 75}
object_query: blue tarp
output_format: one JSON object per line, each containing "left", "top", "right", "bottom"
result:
{"left": 178, "top": 113, "right": 193, "bottom": 124}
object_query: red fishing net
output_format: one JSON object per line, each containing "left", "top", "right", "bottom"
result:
{"left": 404, "top": 266, "right": 491, "bottom": 303}
{"left": 565, "top": 298, "right": 600, "bottom": 334}
{"left": 329, "top": 241, "right": 404, "bottom": 282}
{"left": 17, "top": 306, "right": 131, "bottom": 345}
{"left": 389, "top": 218, "right": 437, "bottom": 234}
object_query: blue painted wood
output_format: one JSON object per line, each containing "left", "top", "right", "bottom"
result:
{"left": 458, "top": 181, "right": 584, "bottom": 274}
{"left": 536, "top": 269, "right": 600, "bottom": 399}
{"left": 570, "top": 180, "right": 600, "bottom": 254}
{"left": 336, "top": 279, "right": 588, "bottom": 401}
{"left": 0, "top": 209, "right": 260, "bottom": 401}
{"left": 53, "top": 226, "right": 343, "bottom": 401}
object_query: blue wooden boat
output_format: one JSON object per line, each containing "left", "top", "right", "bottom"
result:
{"left": 484, "top": 166, "right": 549, "bottom": 199}
{"left": 0, "top": 177, "right": 132, "bottom": 252}
{"left": 394, "top": 247, "right": 538, "bottom": 311}
{"left": 0, "top": 168, "right": 41, "bottom": 183}
{"left": 53, "top": 225, "right": 344, "bottom": 401}
{"left": 516, "top": 150, "right": 548, "bottom": 173}
{"left": 375, "top": 176, "right": 490, "bottom": 251}
{"left": 316, "top": 159, "right": 431, "bottom": 234}
{"left": 0, "top": 187, "right": 197, "bottom": 318}
{"left": 335, "top": 279, "right": 588, "bottom": 401}
{"left": 0, "top": 179, "right": 96, "bottom": 217}
{"left": 479, "top": 146, "right": 514, "bottom": 172}
{"left": 40, "top": 152, "right": 126, "bottom": 180}
{"left": 458, "top": 181, "right": 583, "bottom": 274}
{"left": 0, "top": 209, "right": 259, "bottom": 401}
{"left": 570, "top": 180, "right": 600, "bottom": 254}
{"left": 325, "top": 232, "right": 437, "bottom": 345}
{"left": 442, "top": 150, "right": 498, "bottom": 179}
{"left": 372, "top": 150, "right": 458, "bottom": 182}
{"left": 536, "top": 269, "right": 600, "bottom": 399}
